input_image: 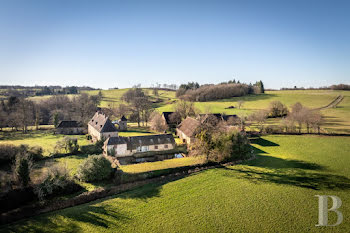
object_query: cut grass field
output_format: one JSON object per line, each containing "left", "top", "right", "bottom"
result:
{"left": 3, "top": 135, "right": 350, "bottom": 232}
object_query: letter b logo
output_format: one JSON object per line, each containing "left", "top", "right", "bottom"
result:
{"left": 315, "top": 195, "right": 343, "bottom": 226}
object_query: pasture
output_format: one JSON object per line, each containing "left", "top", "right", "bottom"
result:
{"left": 3, "top": 135, "right": 350, "bottom": 232}
{"left": 0, "top": 130, "right": 90, "bottom": 156}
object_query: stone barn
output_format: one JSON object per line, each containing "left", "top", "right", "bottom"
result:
{"left": 176, "top": 117, "right": 201, "bottom": 145}
{"left": 56, "top": 121, "right": 85, "bottom": 135}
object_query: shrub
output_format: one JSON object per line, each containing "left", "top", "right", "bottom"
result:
{"left": 13, "top": 154, "right": 32, "bottom": 187}
{"left": 80, "top": 139, "right": 104, "bottom": 155}
{"left": 0, "top": 144, "right": 19, "bottom": 164}
{"left": 0, "top": 144, "right": 44, "bottom": 165}
{"left": 34, "top": 164, "right": 81, "bottom": 200}
{"left": 27, "top": 146, "right": 44, "bottom": 161}
{"left": 55, "top": 137, "right": 79, "bottom": 154}
{"left": 268, "top": 101, "right": 288, "bottom": 118}
{"left": 65, "top": 137, "right": 79, "bottom": 154}
{"left": 76, "top": 155, "right": 113, "bottom": 182}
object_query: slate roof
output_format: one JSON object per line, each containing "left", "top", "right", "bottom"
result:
{"left": 105, "top": 134, "right": 175, "bottom": 150}
{"left": 177, "top": 117, "right": 201, "bottom": 137}
{"left": 88, "top": 112, "right": 118, "bottom": 133}
{"left": 57, "top": 121, "right": 82, "bottom": 128}
{"left": 120, "top": 115, "right": 127, "bottom": 121}
{"left": 199, "top": 114, "right": 238, "bottom": 122}
{"left": 162, "top": 112, "right": 174, "bottom": 124}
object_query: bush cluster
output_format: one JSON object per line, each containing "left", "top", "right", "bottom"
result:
{"left": 192, "top": 126, "right": 252, "bottom": 163}
{"left": 80, "top": 139, "right": 104, "bottom": 155}
{"left": 0, "top": 144, "right": 43, "bottom": 165}
{"left": 34, "top": 164, "right": 81, "bottom": 200}
{"left": 76, "top": 155, "right": 113, "bottom": 182}
{"left": 180, "top": 83, "right": 250, "bottom": 102}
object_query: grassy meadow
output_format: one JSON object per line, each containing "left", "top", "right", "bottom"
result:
{"left": 2, "top": 135, "right": 350, "bottom": 232}
{"left": 0, "top": 130, "right": 91, "bottom": 156}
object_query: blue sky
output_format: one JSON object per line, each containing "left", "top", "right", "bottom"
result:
{"left": 0, "top": 0, "right": 349, "bottom": 89}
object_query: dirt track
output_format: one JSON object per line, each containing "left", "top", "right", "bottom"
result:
{"left": 314, "top": 95, "right": 344, "bottom": 110}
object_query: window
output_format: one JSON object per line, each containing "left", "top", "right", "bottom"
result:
{"left": 136, "top": 146, "right": 142, "bottom": 152}
{"left": 155, "top": 145, "right": 158, "bottom": 149}
{"left": 141, "top": 146, "right": 149, "bottom": 152}
{"left": 164, "top": 145, "right": 168, "bottom": 149}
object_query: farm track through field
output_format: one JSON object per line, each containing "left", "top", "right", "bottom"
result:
{"left": 314, "top": 95, "right": 344, "bottom": 110}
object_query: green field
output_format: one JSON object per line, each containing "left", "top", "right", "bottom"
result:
{"left": 3, "top": 135, "right": 350, "bottom": 232}
{"left": 0, "top": 130, "right": 91, "bottom": 156}
{"left": 83, "top": 88, "right": 176, "bottom": 108}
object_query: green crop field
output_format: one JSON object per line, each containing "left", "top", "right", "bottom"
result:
{"left": 3, "top": 135, "right": 350, "bottom": 233}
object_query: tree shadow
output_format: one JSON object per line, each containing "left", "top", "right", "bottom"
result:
{"left": 245, "top": 153, "right": 325, "bottom": 171}
{"left": 250, "top": 137, "right": 279, "bottom": 147}
{"left": 8, "top": 204, "right": 131, "bottom": 233}
{"left": 215, "top": 93, "right": 278, "bottom": 103}
{"left": 223, "top": 166, "right": 350, "bottom": 190}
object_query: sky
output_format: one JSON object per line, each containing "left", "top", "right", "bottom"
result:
{"left": 0, "top": 0, "right": 349, "bottom": 89}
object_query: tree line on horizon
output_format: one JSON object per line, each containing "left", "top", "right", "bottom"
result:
{"left": 176, "top": 80, "right": 265, "bottom": 101}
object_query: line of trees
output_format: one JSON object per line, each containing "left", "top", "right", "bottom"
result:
{"left": 280, "top": 83, "right": 350, "bottom": 91}
{"left": 176, "top": 81, "right": 265, "bottom": 101}
{"left": 0, "top": 93, "right": 101, "bottom": 132}
{"left": 0, "top": 85, "right": 97, "bottom": 98}
{"left": 248, "top": 101, "right": 323, "bottom": 134}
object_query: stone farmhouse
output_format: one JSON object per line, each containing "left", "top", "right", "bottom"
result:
{"left": 56, "top": 121, "right": 85, "bottom": 135}
{"left": 88, "top": 112, "right": 119, "bottom": 141}
{"left": 104, "top": 134, "right": 176, "bottom": 164}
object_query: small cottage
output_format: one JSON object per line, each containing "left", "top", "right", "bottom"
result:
{"left": 56, "top": 121, "right": 85, "bottom": 135}
{"left": 88, "top": 112, "right": 118, "bottom": 141}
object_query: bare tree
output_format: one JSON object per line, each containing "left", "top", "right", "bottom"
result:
{"left": 169, "top": 112, "right": 182, "bottom": 125}
{"left": 149, "top": 112, "right": 167, "bottom": 132}
{"left": 249, "top": 110, "right": 268, "bottom": 132}
{"left": 113, "top": 104, "right": 130, "bottom": 118}
{"left": 236, "top": 100, "right": 244, "bottom": 109}
{"left": 173, "top": 100, "right": 198, "bottom": 120}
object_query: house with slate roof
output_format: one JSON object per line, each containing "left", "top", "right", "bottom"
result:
{"left": 88, "top": 111, "right": 119, "bottom": 141}
{"left": 104, "top": 134, "right": 176, "bottom": 164}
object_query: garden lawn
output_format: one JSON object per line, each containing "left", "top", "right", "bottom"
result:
{"left": 2, "top": 135, "right": 350, "bottom": 232}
